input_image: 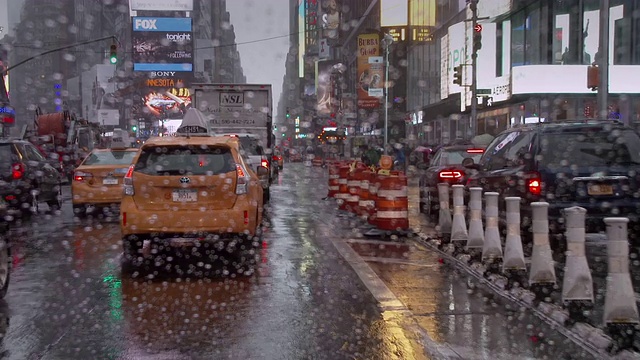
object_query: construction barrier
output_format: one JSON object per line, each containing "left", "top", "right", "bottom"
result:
{"left": 336, "top": 164, "right": 350, "bottom": 210}
{"left": 373, "top": 171, "right": 409, "bottom": 231}
{"left": 357, "top": 170, "right": 375, "bottom": 220}
{"left": 312, "top": 158, "right": 323, "bottom": 167}
{"left": 327, "top": 161, "right": 342, "bottom": 198}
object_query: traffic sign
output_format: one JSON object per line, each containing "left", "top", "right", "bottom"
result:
{"left": 474, "top": 24, "right": 483, "bottom": 32}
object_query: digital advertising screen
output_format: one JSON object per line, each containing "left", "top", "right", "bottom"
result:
{"left": 132, "top": 17, "right": 193, "bottom": 72}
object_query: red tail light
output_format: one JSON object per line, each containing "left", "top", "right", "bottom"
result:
{"left": 123, "top": 165, "right": 135, "bottom": 196}
{"left": 272, "top": 155, "right": 282, "bottom": 161}
{"left": 439, "top": 170, "right": 463, "bottom": 180}
{"left": 73, "top": 171, "right": 93, "bottom": 182}
{"left": 236, "top": 164, "right": 248, "bottom": 195}
{"left": 261, "top": 159, "right": 269, "bottom": 168}
{"left": 122, "top": 212, "right": 126, "bottom": 227}
{"left": 11, "top": 163, "right": 24, "bottom": 180}
{"left": 466, "top": 149, "right": 484, "bottom": 154}
{"left": 525, "top": 172, "right": 542, "bottom": 195}
{"left": 244, "top": 210, "right": 249, "bottom": 225}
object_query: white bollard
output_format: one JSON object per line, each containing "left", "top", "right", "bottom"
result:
{"left": 482, "top": 192, "right": 502, "bottom": 262}
{"left": 603, "top": 218, "right": 640, "bottom": 325}
{"left": 561, "top": 207, "right": 594, "bottom": 304}
{"left": 466, "top": 187, "right": 484, "bottom": 250}
{"left": 450, "top": 185, "right": 468, "bottom": 242}
{"left": 503, "top": 197, "right": 526, "bottom": 273}
{"left": 437, "top": 183, "right": 452, "bottom": 236}
{"left": 529, "top": 202, "right": 556, "bottom": 286}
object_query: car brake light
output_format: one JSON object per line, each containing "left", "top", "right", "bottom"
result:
{"left": 525, "top": 172, "right": 542, "bottom": 195}
{"left": 11, "top": 163, "right": 24, "bottom": 180}
{"left": 123, "top": 165, "right": 135, "bottom": 196}
{"left": 73, "top": 171, "right": 93, "bottom": 182}
{"left": 261, "top": 159, "right": 269, "bottom": 168}
{"left": 439, "top": 170, "right": 463, "bottom": 180}
{"left": 4, "top": 195, "right": 15, "bottom": 201}
{"left": 236, "top": 164, "right": 248, "bottom": 195}
{"left": 244, "top": 210, "right": 249, "bottom": 225}
{"left": 122, "top": 212, "right": 126, "bottom": 227}
{"left": 466, "top": 149, "right": 484, "bottom": 154}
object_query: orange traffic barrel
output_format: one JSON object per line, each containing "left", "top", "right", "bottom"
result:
{"left": 336, "top": 165, "right": 350, "bottom": 210}
{"left": 373, "top": 172, "right": 409, "bottom": 231}
{"left": 313, "top": 158, "right": 323, "bottom": 167}
{"left": 358, "top": 170, "right": 375, "bottom": 220}
{"left": 327, "top": 161, "right": 341, "bottom": 198}
{"left": 346, "top": 167, "right": 363, "bottom": 213}
{"left": 367, "top": 173, "right": 380, "bottom": 225}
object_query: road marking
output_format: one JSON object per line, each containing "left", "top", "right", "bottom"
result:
{"left": 326, "top": 235, "right": 463, "bottom": 359}
{"left": 359, "top": 256, "right": 438, "bottom": 268}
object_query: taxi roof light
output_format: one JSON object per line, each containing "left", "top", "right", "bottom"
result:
{"left": 175, "top": 108, "right": 212, "bottom": 137}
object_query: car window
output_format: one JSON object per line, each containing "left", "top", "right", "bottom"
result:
{"left": 23, "top": 144, "right": 47, "bottom": 162}
{"left": 438, "top": 150, "right": 483, "bottom": 166}
{"left": 134, "top": 145, "right": 236, "bottom": 176}
{"left": 237, "top": 137, "right": 264, "bottom": 156}
{"left": 0, "top": 145, "right": 13, "bottom": 164}
{"left": 480, "top": 131, "right": 533, "bottom": 171}
{"left": 81, "top": 150, "right": 138, "bottom": 166}
{"left": 539, "top": 129, "right": 640, "bottom": 168}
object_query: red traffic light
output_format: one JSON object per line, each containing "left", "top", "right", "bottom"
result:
{"left": 474, "top": 24, "right": 483, "bottom": 32}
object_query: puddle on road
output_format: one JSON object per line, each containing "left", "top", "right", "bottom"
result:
{"left": 347, "top": 240, "right": 411, "bottom": 259}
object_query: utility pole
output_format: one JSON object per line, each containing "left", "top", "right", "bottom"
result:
{"left": 598, "top": 0, "right": 610, "bottom": 118}
{"left": 470, "top": 0, "right": 479, "bottom": 137}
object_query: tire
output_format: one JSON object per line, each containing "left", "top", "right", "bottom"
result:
{"left": 0, "top": 236, "right": 10, "bottom": 299}
{"left": 235, "top": 236, "right": 259, "bottom": 276}
{"left": 73, "top": 205, "right": 86, "bottom": 218}
{"left": 122, "top": 235, "right": 143, "bottom": 269}
{"left": 46, "top": 184, "right": 63, "bottom": 212}
{"left": 263, "top": 188, "right": 270, "bottom": 204}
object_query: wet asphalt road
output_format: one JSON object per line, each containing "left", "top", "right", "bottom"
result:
{"left": 0, "top": 163, "right": 600, "bottom": 359}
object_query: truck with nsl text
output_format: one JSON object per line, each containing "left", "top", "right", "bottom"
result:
{"left": 192, "top": 83, "right": 276, "bottom": 202}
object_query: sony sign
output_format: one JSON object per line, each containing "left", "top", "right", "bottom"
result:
{"left": 150, "top": 71, "right": 176, "bottom": 77}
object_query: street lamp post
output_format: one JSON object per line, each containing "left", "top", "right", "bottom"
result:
{"left": 381, "top": 33, "right": 394, "bottom": 154}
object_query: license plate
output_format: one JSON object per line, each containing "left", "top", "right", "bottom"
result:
{"left": 103, "top": 178, "right": 118, "bottom": 185}
{"left": 170, "top": 238, "right": 196, "bottom": 247}
{"left": 172, "top": 189, "right": 197, "bottom": 202}
{"left": 588, "top": 184, "right": 613, "bottom": 196}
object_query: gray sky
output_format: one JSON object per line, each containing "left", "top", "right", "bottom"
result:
{"left": 227, "top": 0, "right": 290, "bottom": 118}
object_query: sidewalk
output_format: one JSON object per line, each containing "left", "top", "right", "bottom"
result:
{"left": 321, "top": 171, "right": 605, "bottom": 359}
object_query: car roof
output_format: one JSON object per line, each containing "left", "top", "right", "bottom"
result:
{"left": 505, "top": 120, "right": 630, "bottom": 134}
{"left": 141, "top": 135, "right": 240, "bottom": 149}
{"left": 438, "top": 144, "right": 485, "bottom": 151}
{"left": 92, "top": 148, "right": 139, "bottom": 152}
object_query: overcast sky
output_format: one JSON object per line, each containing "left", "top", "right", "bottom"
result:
{"left": 227, "top": 0, "right": 290, "bottom": 119}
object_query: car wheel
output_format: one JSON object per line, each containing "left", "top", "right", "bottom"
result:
{"left": 46, "top": 185, "right": 63, "bottom": 212}
{"left": 263, "top": 188, "right": 270, "bottom": 203}
{"left": 122, "top": 235, "right": 143, "bottom": 267}
{"left": 73, "top": 205, "right": 87, "bottom": 218}
{"left": 0, "top": 236, "right": 10, "bottom": 299}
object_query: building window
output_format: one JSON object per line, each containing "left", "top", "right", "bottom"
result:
{"left": 525, "top": 6, "right": 541, "bottom": 64}
{"left": 496, "top": 22, "right": 503, "bottom": 76}
{"left": 511, "top": 11, "right": 526, "bottom": 67}
{"left": 552, "top": 1, "right": 577, "bottom": 64}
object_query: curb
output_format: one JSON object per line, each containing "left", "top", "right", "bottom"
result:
{"left": 411, "top": 232, "right": 636, "bottom": 359}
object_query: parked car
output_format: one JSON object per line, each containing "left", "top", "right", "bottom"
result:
{"left": 464, "top": 119, "right": 640, "bottom": 251}
{"left": 272, "top": 149, "right": 284, "bottom": 170}
{"left": 0, "top": 139, "right": 63, "bottom": 217}
{"left": 419, "top": 143, "right": 485, "bottom": 217}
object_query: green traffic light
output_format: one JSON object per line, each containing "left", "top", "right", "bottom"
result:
{"left": 110, "top": 56, "right": 117, "bottom": 64}
{"left": 132, "top": 126, "right": 137, "bottom": 131}
{"left": 282, "top": 133, "right": 286, "bottom": 137}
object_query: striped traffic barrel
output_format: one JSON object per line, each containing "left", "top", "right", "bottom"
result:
{"left": 367, "top": 173, "right": 380, "bottom": 225}
{"left": 312, "top": 157, "right": 323, "bottom": 167}
{"left": 373, "top": 171, "right": 409, "bottom": 231}
{"left": 336, "top": 165, "right": 351, "bottom": 210}
{"left": 327, "top": 161, "right": 341, "bottom": 198}
{"left": 346, "top": 167, "right": 363, "bottom": 213}
{"left": 358, "top": 170, "right": 375, "bottom": 220}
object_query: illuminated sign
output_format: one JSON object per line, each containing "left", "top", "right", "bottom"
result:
{"left": 144, "top": 87, "right": 191, "bottom": 116}
{"left": 146, "top": 78, "right": 185, "bottom": 87}
{"left": 132, "top": 17, "right": 193, "bottom": 72}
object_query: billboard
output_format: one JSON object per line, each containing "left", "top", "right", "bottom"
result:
{"left": 132, "top": 17, "right": 193, "bottom": 72}
{"left": 357, "top": 34, "right": 382, "bottom": 109}
{"left": 129, "top": 0, "right": 193, "bottom": 11}
{"left": 143, "top": 87, "right": 192, "bottom": 117}
{"left": 316, "top": 60, "right": 337, "bottom": 116}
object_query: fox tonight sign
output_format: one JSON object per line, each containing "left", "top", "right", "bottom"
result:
{"left": 132, "top": 17, "right": 193, "bottom": 73}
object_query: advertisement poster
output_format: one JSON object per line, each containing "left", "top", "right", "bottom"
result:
{"left": 132, "top": 17, "right": 193, "bottom": 72}
{"left": 357, "top": 34, "right": 382, "bottom": 109}
{"left": 320, "top": 0, "right": 340, "bottom": 41}
{"left": 316, "top": 60, "right": 337, "bottom": 116}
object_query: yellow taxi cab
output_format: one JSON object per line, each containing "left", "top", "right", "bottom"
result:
{"left": 71, "top": 143, "right": 139, "bottom": 217}
{"left": 119, "top": 108, "right": 264, "bottom": 275}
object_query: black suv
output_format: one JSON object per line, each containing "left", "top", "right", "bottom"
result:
{"left": 0, "top": 139, "right": 63, "bottom": 217}
{"left": 465, "top": 120, "right": 640, "bottom": 248}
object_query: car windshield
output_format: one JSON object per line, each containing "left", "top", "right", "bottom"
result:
{"left": 237, "top": 137, "right": 264, "bottom": 156}
{"left": 134, "top": 145, "right": 236, "bottom": 176}
{"left": 437, "top": 149, "right": 483, "bottom": 166}
{"left": 539, "top": 129, "right": 640, "bottom": 168}
{"left": 81, "top": 150, "right": 138, "bottom": 166}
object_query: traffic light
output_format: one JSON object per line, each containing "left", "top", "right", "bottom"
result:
{"left": 286, "top": 108, "right": 290, "bottom": 119}
{"left": 453, "top": 65, "right": 462, "bottom": 86}
{"left": 282, "top": 133, "right": 286, "bottom": 137}
{"left": 109, "top": 44, "right": 117, "bottom": 64}
{"left": 132, "top": 125, "right": 137, "bottom": 132}
{"left": 473, "top": 24, "right": 482, "bottom": 52}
